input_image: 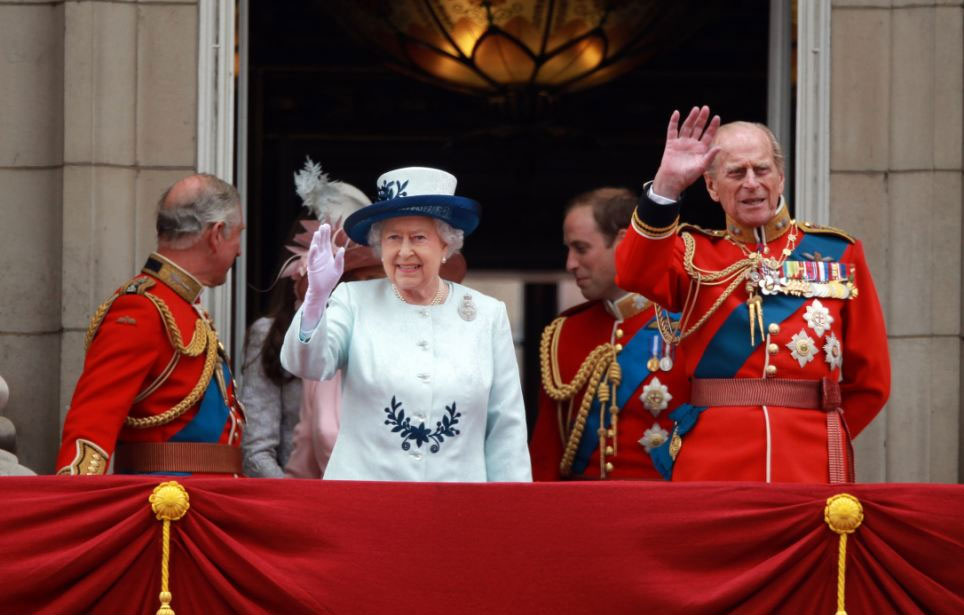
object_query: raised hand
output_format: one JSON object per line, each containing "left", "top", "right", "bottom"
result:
{"left": 301, "top": 223, "right": 345, "bottom": 331}
{"left": 652, "top": 106, "right": 721, "bottom": 201}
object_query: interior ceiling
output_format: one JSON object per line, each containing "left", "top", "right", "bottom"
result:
{"left": 246, "top": 0, "right": 772, "bottom": 305}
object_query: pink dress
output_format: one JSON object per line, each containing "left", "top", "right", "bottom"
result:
{"left": 284, "top": 372, "right": 342, "bottom": 478}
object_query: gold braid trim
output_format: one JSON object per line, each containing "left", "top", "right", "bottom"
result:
{"left": 539, "top": 317, "right": 618, "bottom": 477}
{"left": 84, "top": 292, "right": 121, "bottom": 350}
{"left": 632, "top": 210, "right": 678, "bottom": 239}
{"left": 84, "top": 277, "right": 157, "bottom": 350}
{"left": 143, "top": 293, "right": 207, "bottom": 357}
{"left": 124, "top": 325, "right": 218, "bottom": 429}
{"left": 654, "top": 232, "right": 756, "bottom": 345}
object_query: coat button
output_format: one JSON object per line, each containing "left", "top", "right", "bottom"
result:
{"left": 765, "top": 365, "right": 777, "bottom": 376}
{"left": 767, "top": 343, "right": 779, "bottom": 354}
{"left": 768, "top": 323, "right": 780, "bottom": 335}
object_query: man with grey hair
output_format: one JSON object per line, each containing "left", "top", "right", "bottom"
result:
{"left": 615, "top": 106, "right": 889, "bottom": 484}
{"left": 57, "top": 174, "right": 247, "bottom": 475}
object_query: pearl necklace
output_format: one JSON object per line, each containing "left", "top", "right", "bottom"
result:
{"left": 393, "top": 280, "right": 447, "bottom": 306}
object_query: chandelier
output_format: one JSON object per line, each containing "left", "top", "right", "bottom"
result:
{"left": 328, "top": 1, "right": 699, "bottom": 105}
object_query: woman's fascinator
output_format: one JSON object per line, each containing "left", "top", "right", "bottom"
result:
{"left": 278, "top": 159, "right": 380, "bottom": 283}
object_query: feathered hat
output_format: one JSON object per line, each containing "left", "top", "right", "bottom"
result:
{"left": 279, "top": 159, "right": 380, "bottom": 282}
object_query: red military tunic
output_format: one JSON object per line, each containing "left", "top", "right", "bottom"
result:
{"left": 530, "top": 293, "right": 687, "bottom": 480}
{"left": 57, "top": 253, "right": 244, "bottom": 475}
{"left": 615, "top": 193, "right": 889, "bottom": 483}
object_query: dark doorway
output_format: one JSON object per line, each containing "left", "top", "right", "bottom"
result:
{"left": 244, "top": 0, "right": 774, "bottom": 427}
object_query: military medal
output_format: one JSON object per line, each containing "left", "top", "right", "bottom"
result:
{"left": 659, "top": 343, "right": 674, "bottom": 371}
{"left": 647, "top": 335, "right": 661, "bottom": 372}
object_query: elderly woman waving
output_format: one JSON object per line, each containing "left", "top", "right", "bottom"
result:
{"left": 281, "top": 167, "right": 531, "bottom": 482}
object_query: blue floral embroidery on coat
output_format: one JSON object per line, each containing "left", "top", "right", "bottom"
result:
{"left": 377, "top": 179, "right": 409, "bottom": 201}
{"left": 383, "top": 396, "right": 461, "bottom": 453}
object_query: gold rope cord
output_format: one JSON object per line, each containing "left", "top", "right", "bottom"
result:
{"left": 654, "top": 232, "right": 756, "bottom": 345}
{"left": 824, "top": 493, "right": 864, "bottom": 615}
{"left": 144, "top": 293, "right": 207, "bottom": 357}
{"left": 124, "top": 326, "right": 218, "bottom": 429}
{"left": 539, "top": 317, "right": 619, "bottom": 477}
{"left": 84, "top": 292, "right": 122, "bottom": 350}
{"left": 149, "top": 482, "right": 190, "bottom": 615}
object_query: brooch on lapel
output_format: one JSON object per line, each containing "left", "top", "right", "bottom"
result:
{"left": 458, "top": 294, "right": 477, "bottom": 321}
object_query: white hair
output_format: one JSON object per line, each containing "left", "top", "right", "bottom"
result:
{"left": 368, "top": 218, "right": 464, "bottom": 259}
{"left": 156, "top": 174, "right": 241, "bottom": 249}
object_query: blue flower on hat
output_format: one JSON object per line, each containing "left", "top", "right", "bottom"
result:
{"left": 377, "top": 179, "right": 409, "bottom": 201}
{"left": 344, "top": 167, "right": 480, "bottom": 245}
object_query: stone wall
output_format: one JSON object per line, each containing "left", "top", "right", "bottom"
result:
{"left": 0, "top": 1, "right": 65, "bottom": 473}
{"left": 831, "top": 0, "right": 964, "bottom": 482}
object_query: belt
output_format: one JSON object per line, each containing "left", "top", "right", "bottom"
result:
{"left": 690, "top": 377, "right": 841, "bottom": 412}
{"left": 689, "top": 377, "right": 851, "bottom": 483}
{"left": 114, "top": 442, "right": 242, "bottom": 474}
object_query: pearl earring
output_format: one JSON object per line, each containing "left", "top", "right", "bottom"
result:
{"left": 441, "top": 256, "right": 447, "bottom": 264}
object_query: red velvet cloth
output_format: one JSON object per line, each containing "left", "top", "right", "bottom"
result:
{"left": 1, "top": 477, "right": 961, "bottom": 615}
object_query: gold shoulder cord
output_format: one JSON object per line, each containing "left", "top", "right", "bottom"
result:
{"left": 654, "top": 232, "right": 757, "bottom": 346}
{"left": 539, "top": 316, "right": 622, "bottom": 478}
{"left": 124, "top": 299, "right": 218, "bottom": 429}
{"left": 82, "top": 279, "right": 220, "bottom": 430}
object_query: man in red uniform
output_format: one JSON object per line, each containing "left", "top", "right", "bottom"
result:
{"left": 57, "top": 174, "right": 246, "bottom": 475}
{"left": 615, "top": 106, "right": 890, "bottom": 483}
{"left": 530, "top": 188, "right": 686, "bottom": 480}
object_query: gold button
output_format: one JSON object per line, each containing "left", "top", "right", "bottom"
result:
{"left": 767, "top": 343, "right": 778, "bottom": 354}
{"left": 765, "top": 365, "right": 777, "bottom": 376}
{"left": 607, "top": 429, "right": 615, "bottom": 438}
{"left": 605, "top": 462, "right": 614, "bottom": 473}
{"left": 615, "top": 329, "right": 624, "bottom": 339}
{"left": 614, "top": 343, "right": 623, "bottom": 353}
{"left": 768, "top": 323, "right": 780, "bottom": 335}
{"left": 605, "top": 446, "right": 614, "bottom": 456}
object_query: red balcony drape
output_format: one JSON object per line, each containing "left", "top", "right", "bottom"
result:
{"left": 1, "top": 477, "right": 961, "bottom": 615}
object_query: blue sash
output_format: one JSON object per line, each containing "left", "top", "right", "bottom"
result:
{"left": 570, "top": 315, "right": 664, "bottom": 475}
{"left": 649, "top": 231, "right": 850, "bottom": 479}
{"left": 170, "top": 362, "right": 233, "bottom": 443}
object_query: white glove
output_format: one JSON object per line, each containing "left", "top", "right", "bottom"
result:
{"left": 300, "top": 224, "right": 345, "bottom": 333}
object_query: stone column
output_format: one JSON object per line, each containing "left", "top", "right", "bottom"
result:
{"left": 830, "top": 1, "right": 963, "bottom": 482}
{"left": 58, "top": 0, "right": 199, "bottom": 473}
{"left": 0, "top": 2, "right": 65, "bottom": 474}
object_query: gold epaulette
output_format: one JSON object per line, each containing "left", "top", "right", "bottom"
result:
{"left": 796, "top": 220, "right": 856, "bottom": 243}
{"left": 84, "top": 276, "right": 156, "bottom": 350}
{"left": 677, "top": 222, "right": 726, "bottom": 238}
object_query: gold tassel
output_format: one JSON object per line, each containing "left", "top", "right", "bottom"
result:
{"left": 824, "top": 493, "right": 864, "bottom": 615}
{"left": 747, "top": 294, "right": 764, "bottom": 346}
{"left": 149, "top": 481, "right": 191, "bottom": 615}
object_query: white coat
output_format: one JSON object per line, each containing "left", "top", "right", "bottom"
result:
{"left": 281, "top": 278, "right": 532, "bottom": 482}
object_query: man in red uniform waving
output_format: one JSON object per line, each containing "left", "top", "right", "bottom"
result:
{"left": 615, "top": 106, "right": 890, "bottom": 483}
{"left": 57, "top": 174, "right": 245, "bottom": 475}
{"left": 530, "top": 188, "right": 686, "bottom": 480}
